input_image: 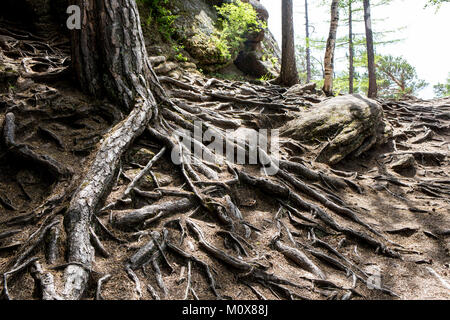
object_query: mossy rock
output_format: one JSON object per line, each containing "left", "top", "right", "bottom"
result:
{"left": 171, "top": 0, "right": 228, "bottom": 68}
{"left": 281, "top": 94, "right": 392, "bottom": 164}
{"left": 129, "top": 148, "right": 155, "bottom": 167}
{"left": 140, "top": 172, "right": 174, "bottom": 189}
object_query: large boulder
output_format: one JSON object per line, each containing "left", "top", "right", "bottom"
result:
{"left": 281, "top": 94, "right": 392, "bottom": 164}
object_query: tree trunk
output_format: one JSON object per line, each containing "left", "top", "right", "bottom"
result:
{"left": 277, "top": 0, "right": 299, "bottom": 86}
{"left": 63, "top": 0, "right": 163, "bottom": 299}
{"left": 348, "top": 0, "right": 354, "bottom": 94}
{"left": 323, "top": 0, "right": 340, "bottom": 96}
{"left": 305, "top": 0, "right": 311, "bottom": 83}
{"left": 363, "top": 0, "right": 377, "bottom": 98}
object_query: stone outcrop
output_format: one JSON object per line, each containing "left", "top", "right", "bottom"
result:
{"left": 171, "top": 0, "right": 280, "bottom": 76}
{"left": 234, "top": 0, "right": 280, "bottom": 78}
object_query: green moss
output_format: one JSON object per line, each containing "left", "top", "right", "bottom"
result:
{"left": 137, "top": 0, "right": 178, "bottom": 40}
{"left": 213, "top": 0, "right": 266, "bottom": 61}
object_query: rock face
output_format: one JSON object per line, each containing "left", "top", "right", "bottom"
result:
{"left": 281, "top": 94, "right": 392, "bottom": 164}
{"left": 171, "top": 0, "right": 280, "bottom": 76}
{"left": 234, "top": 0, "right": 281, "bottom": 78}
{"left": 171, "top": 0, "right": 227, "bottom": 68}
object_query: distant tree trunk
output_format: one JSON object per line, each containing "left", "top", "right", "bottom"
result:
{"left": 348, "top": 0, "right": 354, "bottom": 94}
{"left": 305, "top": 0, "right": 311, "bottom": 83}
{"left": 363, "top": 0, "right": 377, "bottom": 98}
{"left": 323, "top": 0, "right": 340, "bottom": 96}
{"left": 277, "top": 0, "right": 299, "bottom": 86}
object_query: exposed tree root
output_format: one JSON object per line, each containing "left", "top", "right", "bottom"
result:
{"left": 5, "top": 8, "right": 445, "bottom": 300}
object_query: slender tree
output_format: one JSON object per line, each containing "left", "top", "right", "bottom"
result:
{"left": 363, "top": 0, "right": 377, "bottom": 98}
{"left": 305, "top": 0, "right": 312, "bottom": 83}
{"left": 323, "top": 0, "right": 340, "bottom": 96}
{"left": 348, "top": 0, "right": 354, "bottom": 93}
{"left": 277, "top": 0, "right": 299, "bottom": 86}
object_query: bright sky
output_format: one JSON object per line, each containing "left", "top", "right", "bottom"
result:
{"left": 260, "top": 0, "right": 450, "bottom": 98}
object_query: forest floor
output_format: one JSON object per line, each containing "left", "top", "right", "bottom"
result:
{"left": 0, "top": 20, "right": 449, "bottom": 300}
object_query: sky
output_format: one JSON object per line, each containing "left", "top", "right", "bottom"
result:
{"left": 260, "top": 0, "right": 450, "bottom": 98}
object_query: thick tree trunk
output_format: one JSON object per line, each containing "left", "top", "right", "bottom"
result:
{"left": 305, "top": 0, "right": 311, "bottom": 83}
{"left": 277, "top": 0, "right": 299, "bottom": 86}
{"left": 64, "top": 0, "right": 163, "bottom": 299}
{"left": 348, "top": 0, "right": 354, "bottom": 94}
{"left": 363, "top": 0, "right": 377, "bottom": 98}
{"left": 71, "top": 0, "right": 164, "bottom": 110}
{"left": 323, "top": 0, "right": 340, "bottom": 96}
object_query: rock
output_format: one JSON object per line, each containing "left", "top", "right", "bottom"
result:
{"left": 280, "top": 94, "right": 392, "bottom": 164}
{"left": 234, "top": 50, "right": 277, "bottom": 78}
{"left": 139, "top": 172, "right": 173, "bottom": 189}
{"left": 148, "top": 56, "right": 167, "bottom": 66}
{"left": 262, "top": 30, "right": 281, "bottom": 62}
{"left": 171, "top": 0, "right": 227, "bottom": 67}
{"left": 233, "top": 1, "right": 280, "bottom": 78}
{"left": 154, "top": 173, "right": 173, "bottom": 187}
{"left": 130, "top": 148, "right": 155, "bottom": 167}
{"left": 246, "top": 0, "right": 269, "bottom": 21}
{"left": 286, "top": 83, "right": 317, "bottom": 95}
{"left": 154, "top": 62, "right": 178, "bottom": 75}
{"left": 391, "top": 155, "right": 416, "bottom": 172}
{"left": 170, "top": 0, "right": 280, "bottom": 74}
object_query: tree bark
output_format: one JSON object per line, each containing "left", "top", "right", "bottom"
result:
{"left": 277, "top": 0, "right": 299, "bottom": 86}
{"left": 363, "top": 0, "right": 377, "bottom": 98}
{"left": 348, "top": 0, "right": 354, "bottom": 94}
{"left": 64, "top": 0, "right": 163, "bottom": 299}
{"left": 305, "top": 0, "right": 311, "bottom": 83}
{"left": 323, "top": 0, "right": 340, "bottom": 96}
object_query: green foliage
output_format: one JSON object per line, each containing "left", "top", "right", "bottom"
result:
{"left": 137, "top": 0, "right": 177, "bottom": 40}
{"left": 173, "top": 44, "right": 188, "bottom": 62}
{"left": 426, "top": 0, "right": 450, "bottom": 8}
{"left": 213, "top": 0, "right": 266, "bottom": 61}
{"left": 332, "top": 52, "right": 427, "bottom": 99}
{"left": 433, "top": 74, "right": 450, "bottom": 97}
{"left": 258, "top": 73, "right": 272, "bottom": 82}
{"left": 376, "top": 54, "right": 428, "bottom": 98}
